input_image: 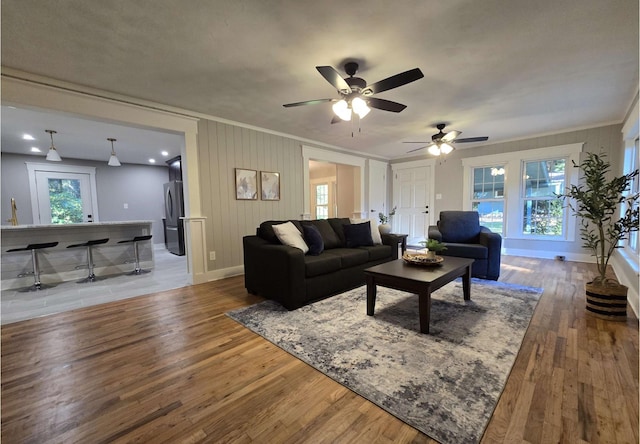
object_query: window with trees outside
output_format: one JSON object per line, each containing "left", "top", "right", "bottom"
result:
{"left": 472, "top": 166, "right": 505, "bottom": 234}
{"left": 462, "top": 143, "right": 582, "bottom": 242}
{"left": 315, "top": 184, "right": 329, "bottom": 219}
{"left": 623, "top": 138, "right": 639, "bottom": 253}
{"left": 521, "top": 159, "right": 566, "bottom": 236}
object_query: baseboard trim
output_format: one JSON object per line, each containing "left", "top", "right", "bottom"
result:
{"left": 204, "top": 265, "right": 244, "bottom": 283}
{"left": 503, "top": 248, "right": 594, "bottom": 263}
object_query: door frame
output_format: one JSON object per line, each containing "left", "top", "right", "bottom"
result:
{"left": 26, "top": 162, "right": 99, "bottom": 224}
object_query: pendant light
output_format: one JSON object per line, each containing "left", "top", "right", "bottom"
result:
{"left": 107, "top": 138, "right": 121, "bottom": 166}
{"left": 45, "top": 129, "right": 62, "bottom": 161}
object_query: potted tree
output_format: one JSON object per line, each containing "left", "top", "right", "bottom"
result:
{"left": 557, "top": 151, "right": 639, "bottom": 320}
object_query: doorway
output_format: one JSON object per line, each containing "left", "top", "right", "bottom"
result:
{"left": 27, "top": 163, "right": 99, "bottom": 224}
{"left": 392, "top": 162, "right": 434, "bottom": 245}
{"left": 309, "top": 160, "right": 360, "bottom": 219}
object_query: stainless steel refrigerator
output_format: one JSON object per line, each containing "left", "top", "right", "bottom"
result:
{"left": 163, "top": 180, "right": 185, "bottom": 256}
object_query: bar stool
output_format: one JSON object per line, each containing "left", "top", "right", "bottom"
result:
{"left": 6, "top": 242, "right": 59, "bottom": 291}
{"left": 66, "top": 238, "right": 109, "bottom": 283}
{"left": 118, "top": 235, "right": 152, "bottom": 275}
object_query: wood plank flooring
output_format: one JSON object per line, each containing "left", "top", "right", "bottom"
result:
{"left": 1, "top": 256, "right": 638, "bottom": 443}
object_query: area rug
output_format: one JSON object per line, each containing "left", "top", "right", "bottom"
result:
{"left": 227, "top": 279, "right": 542, "bottom": 444}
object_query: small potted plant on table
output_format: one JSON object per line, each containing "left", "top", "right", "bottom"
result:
{"left": 378, "top": 206, "right": 396, "bottom": 234}
{"left": 419, "top": 239, "right": 447, "bottom": 260}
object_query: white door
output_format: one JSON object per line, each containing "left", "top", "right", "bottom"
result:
{"left": 393, "top": 166, "right": 431, "bottom": 245}
{"left": 368, "top": 159, "right": 387, "bottom": 220}
{"left": 34, "top": 171, "right": 95, "bottom": 224}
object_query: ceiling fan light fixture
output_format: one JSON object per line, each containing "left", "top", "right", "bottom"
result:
{"left": 352, "top": 97, "right": 370, "bottom": 118}
{"left": 44, "top": 129, "right": 62, "bottom": 161}
{"left": 332, "top": 99, "right": 352, "bottom": 121}
{"left": 428, "top": 145, "right": 441, "bottom": 156}
{"left": 440, "top": 143, "right": 454, "bottom": 154}
{"left": 107, "top": 138, "right": 121, "bottom": 167}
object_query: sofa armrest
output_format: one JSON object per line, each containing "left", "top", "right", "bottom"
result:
{"left": 428, "top": 225, "right": 443, "bottom": 242}
{"left": 380, "top": 233, "right": 401, "bottom": 260}
{"left": 243, "top": 235, "right": 306, "bottom": 309}
{"left": 479, "top": 227, "right": 502, "bottom": 280}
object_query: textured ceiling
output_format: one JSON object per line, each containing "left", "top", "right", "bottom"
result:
{"left": 1, "top": 0, "right": 638, "bottom": 163}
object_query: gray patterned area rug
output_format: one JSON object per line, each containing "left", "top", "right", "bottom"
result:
{"left": 227, "top": 279, "right": 542, "bottom": 444}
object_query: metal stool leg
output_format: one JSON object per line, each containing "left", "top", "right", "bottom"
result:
{"left": 128, "top": 240, "right": 151, "bottom": 275}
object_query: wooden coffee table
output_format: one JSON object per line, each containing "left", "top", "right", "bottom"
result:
{"left": 364, "top": 257, "right": 474, "bottom": 334}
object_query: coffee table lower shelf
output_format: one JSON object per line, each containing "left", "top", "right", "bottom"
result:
{"left": 364, "top": 257, "right": 474, "bottom": 334}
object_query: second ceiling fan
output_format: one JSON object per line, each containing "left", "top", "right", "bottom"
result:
{"left": 283, "top": 62, "right": 424, "bottom": 123}
{"left": 404, "top": 123, "right": 489, "bottom": 156}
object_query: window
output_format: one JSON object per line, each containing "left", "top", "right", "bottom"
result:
{"left": 462, "top": 143, "right": 582, "bottom": 242}
{"left": 623, "top": 138, "right": 639, "bottom": 253}
{"left": 471, "top": 166, "right": 505, "bottom": 234}
{"left": 521, "top": 159, "right": 565, "bottom": 236}
{"left": 315, "top": 184, "right": 329, "bottom": 219}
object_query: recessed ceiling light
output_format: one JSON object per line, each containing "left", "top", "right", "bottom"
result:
{"left": 161, "top": 151, "right": 169, "bottom": 156}
{"left": 23, "top": 134, "right": 35, "bottom": 141}
{"left": 30, "top": 147, "right": 42, "bottom": 153}
{"left": 149, "top": 158, "right": 156, "bottom": 164}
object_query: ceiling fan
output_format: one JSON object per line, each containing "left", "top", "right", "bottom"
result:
{"left": 283, "top": 62, "right": 424, "bottom": 123}
{"left": 404, "top": 123, "right": 489, "bottom": 156}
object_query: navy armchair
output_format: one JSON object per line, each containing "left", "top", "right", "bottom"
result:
{"left": 428, "top": 211, "right": 502, "bottom": 280}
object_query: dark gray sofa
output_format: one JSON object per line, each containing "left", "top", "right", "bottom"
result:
{"left": 243, "top": 218, "right": 400, "bottom": 310}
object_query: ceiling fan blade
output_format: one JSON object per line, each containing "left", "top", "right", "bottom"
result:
{"left": 363, "top": 68, "right": 424, "bottom": 95}
{"left": 367, "top": 97, "right": 407, "bottom": 113}
{"left": 455, "top": 136, "right": 489, "bottom": 143}
{"left": 403, "top": 141, "right": 429, "bottom": 144}
{"left": 283, "top": 98, "right": 335, "bottom": 108}
{"left": 442, "top": 130, "right": 461, "bottom": 142}
{"left": 407, "top": 143, "right": 434, "bottom": 153}
{"left": 316, "top": 66, "right": 351, "bottom": 93}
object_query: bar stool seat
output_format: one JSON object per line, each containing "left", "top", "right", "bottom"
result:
{"left": 118, "top": 235, "right": 152, "bottom": 275}
{"left": 6, "top": 242, "right": 59, "bottom": 291}
{"left": 67, "top": 238, "right": 109, "bottom": 283}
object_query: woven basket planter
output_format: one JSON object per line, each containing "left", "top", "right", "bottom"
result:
{"left": 585, "top": 282, "right": 628, "bottom": 321}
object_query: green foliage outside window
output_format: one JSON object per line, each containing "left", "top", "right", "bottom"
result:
{"left": 49, "top": 179, "right": 83, "bottom": 224}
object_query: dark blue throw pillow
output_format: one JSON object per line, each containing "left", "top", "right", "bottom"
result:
{"left": 343, "top": 222, "right": 374, "bottom": 248}
{"left": 302, "top": 224, "right": 324, "bottom": 255}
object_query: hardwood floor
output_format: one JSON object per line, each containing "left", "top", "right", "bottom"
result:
{"left": 1, "top": 256, "right": 638, "bottom": 443}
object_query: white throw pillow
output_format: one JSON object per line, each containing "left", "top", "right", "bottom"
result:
{"left": 272, "top": 221, "right": 309, "bottom": 253}
{"left": 349, "top": 218, "right": 382, "bottom": 245}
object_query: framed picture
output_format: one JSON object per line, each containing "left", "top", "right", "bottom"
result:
{"left": 261, "top": 171, "right": 280, "bottom": 200}
{"left": 235, "top": 168, "right": 258, "bottom": 200}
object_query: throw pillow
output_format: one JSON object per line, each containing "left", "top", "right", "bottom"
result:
{"left": 272, "top": 221, "right": 309, "bottom": 253}
{"left": 343, "top": 222, "right": 374, "bottom": 248}
{"left": 350, "top": 217, "right": 382, "bottom": 245}
{"left": 302, "top": 224, "right": 324, "bottom": 255}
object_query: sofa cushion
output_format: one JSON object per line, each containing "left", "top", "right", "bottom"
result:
{"left": 438, "top": 211, "right": 481, "bottom": 243}
{"left": 357, "top": 244, "right": 393, "bottom": 261}
{"left": 259, "top": 220, "right": 303, "bottom": 244}
{"left": 272, "top": 221, "right": 309, "bottom": 253}
{"left": 305, "top": 219, "right": 341, "bottom": 249}
{"left": 350, "top": 217, "right": 382, "bottom": 244}
{"left": 324, "top": 248, "right": 370, "bottom": 268}
{"left": 441, "top": 243, "right": 488, "bottom": 260}
{"left": 343, "top": 222, "right": 374, "bottom": 248}
{"left": 304, "top": 253, "right": 342, "bottom": 277}
{"left": 328, "top": 218, "right": 350, "bottom": 247}
{"left": 302, "top": 224, "right": 324, "bottom": 255}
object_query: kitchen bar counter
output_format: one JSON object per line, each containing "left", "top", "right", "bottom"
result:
{"left": 1, "top": 221, "right": 154, "bottom": 290}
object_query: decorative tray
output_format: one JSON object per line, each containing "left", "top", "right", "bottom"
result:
{"left": 402, "top": 252, "right": 444, "bottom": 267}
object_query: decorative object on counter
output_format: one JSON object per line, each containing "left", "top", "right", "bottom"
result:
{"left": 118, "top": 235, "right": 152, "bottom": 275}
{"left": 418, "top": 238, "right": 447, "bottom": 259}
{"left": 6, "top": 242, "right": 59, "bottom": 291}
{"left": 7, "top": 198, "right": 18, "bottom": 226}
{"left": 107, "top": 138, "right": 121, "bottom": 167}
{"left": 556, "top": 151, "right": 639, "bottom": 321}
{"left": 378, "top": 206, "right": 396, "bottom": 234}
{"left": 235, "top": 168, "right": 258, "bottom": 200}
{"left": 45, "top": 129, "right": 62, "bottom": 161}
{"left": 260, "top": 171, "right": 280, "bottom": 200}
{"left": 66, "top": 238, "right": 109, "bottom": 283}
{"left": 402, "top": 252, "right": 444, "bottom": 266}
